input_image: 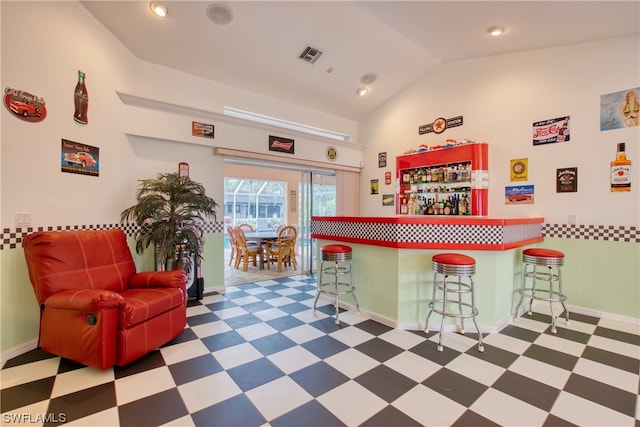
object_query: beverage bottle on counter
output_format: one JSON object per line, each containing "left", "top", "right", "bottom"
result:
{"left": 611, "top": 143, "right": 631, "bottom": 192}
{"left": 74, "top": 70, "right": 88, "bottom": 125}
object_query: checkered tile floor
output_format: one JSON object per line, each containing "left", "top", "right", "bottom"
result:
{"left": 2, "top": 275, "right": 639, "bottom": 426}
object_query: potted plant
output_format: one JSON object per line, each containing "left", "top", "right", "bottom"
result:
{"left": 120, "top": 172, "right": 218, "bottom": 278}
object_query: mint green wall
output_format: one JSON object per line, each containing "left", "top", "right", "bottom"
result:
{"left": 202, "top": 233, "right": 224, "bottom": 289}
{"left": 542, "top": 238, "right": 639, "bottom": 319}
{"left": 0, "top": 249, "right": 39, "bottom": 352}
{"left": 350, "top": 243, "right": 399, "bottom": 320}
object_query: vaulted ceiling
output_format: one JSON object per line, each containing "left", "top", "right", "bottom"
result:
{"left": 82, "top": 1, "right": 639, "bottom": 121}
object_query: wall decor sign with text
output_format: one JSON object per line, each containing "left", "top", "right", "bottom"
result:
{"left": 4, "top": 87, "right": 47, "bottom": 123}
{"left": 533, "top": 116, "right": 570, "bottom": 146}
{"left": 418, "top": 115, "right": 463, "bottom": 135}
{"left": 556, "top": 167, "right": 578, "bottom": 193}
{"left": 370, "top": 179, "right": 379, "bottom": 195}
{"left": 192, "top": 121, "right": 214, "bottom": 139}
{"left": 600, "top": 87, "right": 639, "bottom": 130}
{"left": 61, "top": 139, "right": 99, "bottom": 177}
{"left": 378, "top": 152, "right": 387, "bottom": 168}
{"left": 269, "top": 135, "right": 295, "bottom": 154}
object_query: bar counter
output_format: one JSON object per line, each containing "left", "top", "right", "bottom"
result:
{"left": 311, "top": 216, "right": 544, "bottom": 332}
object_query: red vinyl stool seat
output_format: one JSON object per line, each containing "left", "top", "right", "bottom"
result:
{"left": 313, "top": 245, "right": 360, "bottom": 325}
{"left": 425, "top": 253, "right": 484, "bottom": 352}
{"left": 514, "top": 248, "right": 568, "bottom": 333}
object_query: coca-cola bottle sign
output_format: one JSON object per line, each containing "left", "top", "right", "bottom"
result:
{"left": 74, "top": 70, "right": 88, "bottom": 125}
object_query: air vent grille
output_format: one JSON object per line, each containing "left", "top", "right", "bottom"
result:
{"left": 299, "top": 46, "right": 323, "bottom": 64}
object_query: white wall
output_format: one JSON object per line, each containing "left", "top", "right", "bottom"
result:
{"left": 1, "top": 0, "right": 362, "bottom": 231}
{"left": 359, "top": 36, "right": 640, "bottom": 227}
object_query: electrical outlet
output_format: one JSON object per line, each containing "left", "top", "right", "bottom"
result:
{"left": 568, "top": 214, "right": 576, "bottom": 225}
{"left": 15, "top": 212, "right": 32, "bottom": 228}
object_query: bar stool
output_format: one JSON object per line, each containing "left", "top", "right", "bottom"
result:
{"left": 424, "top": 253, "right": 484, "bottom": 352}
{"left": 313, "top": 244, "right": 360, "bottom": 325}
{"left": 514, "top": 248, "right": 568, "bottom": 333}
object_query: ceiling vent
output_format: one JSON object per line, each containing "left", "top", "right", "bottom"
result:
{"left": 298, "top": 46, "right": 323, "bottom": 64}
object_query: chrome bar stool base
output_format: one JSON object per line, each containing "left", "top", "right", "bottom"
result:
{"left": 514, "top": 248, "right": 568, "bottom": 334}
{"left": 424, "top": 253, "right": 484, "bottom": 352}
{"left": 313, "top": 244, "right": 360, "bottom": 325}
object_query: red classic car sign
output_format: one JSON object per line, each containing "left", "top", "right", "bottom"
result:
{"left": 4, "top": 87, "right": 47, "bottom": 123}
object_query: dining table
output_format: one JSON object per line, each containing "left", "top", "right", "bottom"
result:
{"left": 243, "top": 231, "right": 280, "bottom": 269}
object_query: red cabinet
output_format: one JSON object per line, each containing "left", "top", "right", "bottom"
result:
{"left": 396, "top": 142, "right": 488, "bottom": 216}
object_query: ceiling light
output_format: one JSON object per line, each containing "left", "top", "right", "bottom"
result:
{"left": 488, "top": 26, "right": 504, "bottom": 36}
{"left": 356, "top": 87, "right": 369, "bottom": 97}
{"left": 149, "top": 2, "right": 168, "bottom": 17}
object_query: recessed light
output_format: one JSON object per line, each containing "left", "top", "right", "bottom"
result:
{"left": 356, "top": 87, "right": 369, "bottom": 97}
{"left": 149, "top": 2, "right": 168, "bottom": 17}
{"left": 488, "top": 26, "right": 504, "bottom": 36}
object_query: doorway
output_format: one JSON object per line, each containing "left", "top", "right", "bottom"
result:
{"left": 223, "top": 161, "right": 336, "bottom": 285}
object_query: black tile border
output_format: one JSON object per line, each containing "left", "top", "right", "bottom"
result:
{"left": 0, "top": 222, "right": 637, "bottom": 250}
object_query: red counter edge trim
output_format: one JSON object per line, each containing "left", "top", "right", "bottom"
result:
{"left": 311, "top": 234, "right": 544, "bottom": 251}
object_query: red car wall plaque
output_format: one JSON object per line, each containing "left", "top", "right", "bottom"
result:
{"left": 4, "top": 87, "right": 47, "bottom": 123}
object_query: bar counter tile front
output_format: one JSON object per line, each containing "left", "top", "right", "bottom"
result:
{"left": 311, "top": 216, "right": 544, "bottom": 332}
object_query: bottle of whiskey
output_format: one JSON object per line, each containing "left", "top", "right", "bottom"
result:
{"left": 611, "top": 143, "right": 631, "bottom": 192}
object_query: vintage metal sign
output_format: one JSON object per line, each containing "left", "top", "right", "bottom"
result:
{"left": 269, "top": 135, "right": 295, "bottom": 154}
{"left": 4, "top": 87, "right": 47, "bottom": 123}
{"left": 419, "top": 115, "right": 463, "bottom": 135}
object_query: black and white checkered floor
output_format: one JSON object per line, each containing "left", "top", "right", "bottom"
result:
{"left": 2, "top": 275, "right": 639, "bottom": 426}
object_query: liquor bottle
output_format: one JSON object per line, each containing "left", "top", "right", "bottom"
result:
{"left": 459, "top": 194, "right": 469, "bottom": 215}
{"left": 74, "top": 70, "right": 88, "bottom": 125}
{"left": 400, "top": 197, "right": 408, "bottom": 215}
{"left": 611, "top": 143, "right": 631, "bottom": 192}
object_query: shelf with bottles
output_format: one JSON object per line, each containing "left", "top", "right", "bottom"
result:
{"left": 395, "top": 142, "right": 489, "bottom": 216}
{"left": 400, "top": 190, "right": 472, "bottom": 216}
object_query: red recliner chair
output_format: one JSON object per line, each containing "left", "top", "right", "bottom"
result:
{"left": 22, "top": 229, "right": 187, "bottom": 370}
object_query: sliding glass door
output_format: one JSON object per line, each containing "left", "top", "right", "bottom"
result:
{"left": 298, "top": 172, "right": 336, "bottom": 274}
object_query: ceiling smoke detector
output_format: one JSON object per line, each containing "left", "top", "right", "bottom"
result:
{"left": 360, "top": 73, "right": 377, "bottom": 84}
{"left": 298, "top": 46, "right": 323, "bottom": 64}
{"left": 207, "top": 2, "right": 233, "bottom": 25}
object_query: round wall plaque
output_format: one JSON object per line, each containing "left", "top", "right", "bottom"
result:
{"left": 326, "top": 146, "right": 337, "bottom": 161}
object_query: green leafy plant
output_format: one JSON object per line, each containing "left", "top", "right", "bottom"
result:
{"left": 120, "top": 173, "right": 218, "bottom": 274}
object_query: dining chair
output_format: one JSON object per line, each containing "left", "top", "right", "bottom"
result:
{"left": 237, "top": 223, "right": 258, "bottom": 245}
{"left": 226, "top": 225, "right": 237, "bottom": 266}
{"left": 234, "top": 226, "right": 262, "bottom": 271}
{"left": 265, "top": 225, "right": 298, "bottom": 272}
